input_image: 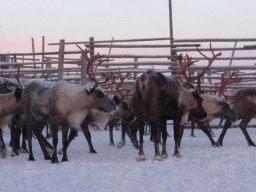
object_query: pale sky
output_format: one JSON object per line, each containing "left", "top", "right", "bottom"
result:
{"left": 0, "top": 0, "right": 256, "bottom": 53}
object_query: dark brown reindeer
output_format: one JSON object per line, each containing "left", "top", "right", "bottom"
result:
{"left": 216, "top": 83, "right": 256, "bottom": 146}
{"left": 22, "top": 80, "right": 116, "bottom": 163}
{"left": 107, "top": 88, "right": 139, "bottom": 149}
{"left": 135, "top": 69, "right": 207, "bottom": 161}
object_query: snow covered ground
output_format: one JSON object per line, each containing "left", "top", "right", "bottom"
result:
{"left": 1, "top": 126, "right": 256, "bottom": 192}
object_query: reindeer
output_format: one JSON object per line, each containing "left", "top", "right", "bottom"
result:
{"left": 22, "top": 80, "right": 116, "bottom": 163}
{"left": 135, "top": 69, "right": 207, "bottom": 161}
{"left": 58, "top": 93, "right": 136, "bottom": 158}
{"left": 190, "top": 94, "right": 236, "bottom": 143}
{"left": 0, "top": 88, "right": 22, "bottom": 158}
{"left": 107, "top": 89, "right": 139, "bottom": 149}
{"left": 177, "top": 53, "right": 237, "bottom": 144}
{"left": 217, "top": 87, "right": 256, "bottom": 147}
{"left": 57, "top": 49, "right": 136, "bottom": 158}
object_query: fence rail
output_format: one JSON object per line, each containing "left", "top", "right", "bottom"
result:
{"left": 0, "top": 36, "right": 256, "bottom": 88}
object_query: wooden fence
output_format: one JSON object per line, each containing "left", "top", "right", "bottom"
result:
{"left": 1, "top": 36, "right": 256, "bottom": 91}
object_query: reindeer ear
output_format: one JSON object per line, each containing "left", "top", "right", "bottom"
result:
{"left": 14, "top": 88, "right": 22, "bottom": 101}
{"left": 86, "top": 86, "right": 96, "bottom": 95}
{"left": 192, "top": 88, "right": 199, "bottom": 97}
{"left": 113, "top": 95, "right": 121, "bottom": 105}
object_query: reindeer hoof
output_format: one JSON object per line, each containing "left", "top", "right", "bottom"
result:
{"left": 161, "top": 152, "right": 168, "bottom": 159}
{"left": 0, "top": 149, "right": 6, "bottom": 158}
{"left": 154, "top": 154, "right": 163, "bottom": 161}
{"left": 19, "top": 148, "right": 28, "bottom": 153}
{"left": 58, "top": 148, "right": 63, "bottom": 154}
{"left": 89, "top": 149, "right": 97, "bottom": 153}
{"left": 109, "top": 143, "right": 115, "bottom": 147}
{"left": 61, "top": 157, "right": 68, "bottom": 162}
{"left": 51, "top": 157, "right": 59, "bottom": 164}
{"left": 117, "top": 141, "right": 125, "bottom": 148}
{"left": 173, "top": 152, "right": 182, "bottom": 158}
{"left": 10, "top": 152, "right": 16, "bottom": 157}
{"left": 136, "top": 154, "right": 145, "bottom": 162}
{"left": 216, "top": 141, "right": 222, "bottom": 147}
{"left": 28, "top": 156, "right": 35, "bottom": 161}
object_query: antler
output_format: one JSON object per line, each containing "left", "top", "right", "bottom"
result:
{"left": 109, "top": 71, "right": 134, "bottom": 99}
{"left": 177, "top": 54, "right": 198, "bottom": 89}
{"left": 77, "top": 44, "right": 115, "bottom": 88}
{"left": 217, "top": 72, "right": 242, "bottom": 100}
{"left": 196, "top": 43, "right": 222, "bottom": 93}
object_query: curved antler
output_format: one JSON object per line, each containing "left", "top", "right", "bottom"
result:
{"left": 177, "top": 54, "right": 198, "bottom": 89}
{"left": 196, "top": 43, "right": 222, "bottom": 93}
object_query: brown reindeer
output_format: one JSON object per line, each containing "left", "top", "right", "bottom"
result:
{"left": 0, "top": 88, "right": 22, "bottom": 158}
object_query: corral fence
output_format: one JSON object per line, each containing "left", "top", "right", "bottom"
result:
{"left": 1, "top": 36, "right": 256, "bottom": 128}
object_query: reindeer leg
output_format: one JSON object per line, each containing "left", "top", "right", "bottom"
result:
{"left": 137, "top": 122, "right": 145, "bottom": 162}
{"left": 206, "top": 123, "right": 215, "bottom": 137}
{"left": 117, "top": 121, "right": 126, "bottom": 148}
{"left": 160, "top": 120, "right": 168, "bottom": 159}
{"left": 124, "top": 122, "right": 139, "bottom": 149}
{"left": 27, "top": 122, "right": 35, "bottom": 161}
{"left": 20, "top": 126, "right": 28, "bottom": 153}
{"left": 190, "top": 121, "right": 196, "bottom": 137}
{"left": 239, "top": 118, "right": 256, "bottom": 146}
{"left": 61, "top": 126, "right": 69, "bottom": 162}
{"left": 151, "top": 121, "right": 162, "bottom": 161}
{"left": 109, "top": 123, "right": 115, "bottom": 146}
{"left": 11, "top": 126, "right": 21, "bottom": 156}
{"left": 131, "top": 126, "right": 139, "bottom": 149}
{"left": 0, "top": 129, "right": 6, "bottom": 158}
{"left": 51, "top": 122, "right": 59, "bottom": 163}
{"left": 173, "top": 118, "right": 182, "bottom": 158}
{"left": 216, "top": 120, "right": 232, "bottom": 146}
{"left": 59, "top": 128, "right": 76, "bottom": 154}
{"left": 195, "top": 120, "right": 217, "bottom": 147}
{"left": 81, "top": 123, "right": 97, "bottom": 153}
{"left": 32, "top": 123, "right": 51, "bottom": 160}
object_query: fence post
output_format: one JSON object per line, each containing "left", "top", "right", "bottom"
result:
{"left": 80, "top": 52, "right": 88, "bottom": 85}
{"left": 41, "top": 36, "right": 45, "bottom": 78}
{"left": 58, "top": 39, "right": 65, "bottom": 81}
{"left": 89, "top": 37, "right": 95, "bottom": 58}
{"left": 134, "top": 57, "right": 138, "bottom": 79}
{"left": 31, "top": 38, "right": 36, "bottom": 77}
{"left": 46, "top": 57, "right": 52, "bottom": 79}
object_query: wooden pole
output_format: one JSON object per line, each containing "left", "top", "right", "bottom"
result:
{"left": 80, "top": 52, "right": 88, "bottom": 85}
{"left": 169, "top": 0, "right": 178, "bottom": 74}
{"left": 31, "top": 38, "right": 36, "bottom": 77}
{"left": 58, "top": 39, "right": 65, "bottom": 81}
{"left": 41, "top": 36, "right": 45, "bottom": 77}
{"left": 169, "top": 0, "right": 174, "bottom": 55}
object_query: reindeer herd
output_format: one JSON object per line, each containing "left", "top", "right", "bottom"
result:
{"left": 0, "top": 46, "right": 256, "bottom": 163}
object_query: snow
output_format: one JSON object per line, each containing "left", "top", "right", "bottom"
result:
{"left": 1, "top": 126, "right": 256, "bottom": 192}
